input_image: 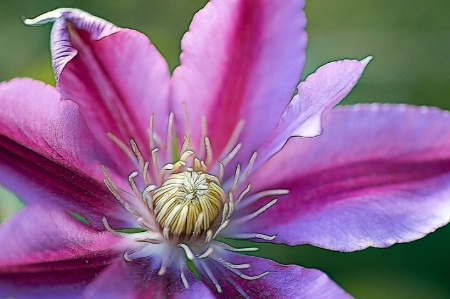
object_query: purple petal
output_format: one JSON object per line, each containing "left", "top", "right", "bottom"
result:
{"left": 200, "top": 253, "right": 351, "bottom": 298}
{"left": 257, "top": 58, "right": 371, "bottom": 167}
{"left": 83, "top": 259, "right": 214, "bottom": 299}
{"left": 26, "top": 8, "right": 170, "bottom": 160}
{"left": 235, "top": 105, "right": 450, "bottom": 251}
{"left": 0, "top": 79, "right": 132, "bottom": 228}
{"left": 0, "top": 206, "right": 124, "bottom": 298}
{"left": 171, "top": 0, "right": 307, "bottom": 165}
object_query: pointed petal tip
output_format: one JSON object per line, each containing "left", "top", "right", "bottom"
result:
{"left": 361, "top": 55, "right": 373, "bottom": 65}
{"left": 23, "top": 8, "right": 67, "bottom": 26}
{"left": 22, "top": 8, "right": 91, "bottom": 27}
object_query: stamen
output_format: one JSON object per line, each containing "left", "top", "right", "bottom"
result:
{"left": 179, "top": 256, "right": 190, "bottom": 289}
{"left": 205, "top": 229, "right": 213, "bottom": 244}
{"left": 231, "top": 233, "right": 276, "bottom": 241}
{"left": 151, "top": 148, "right": 160, "bottom": 183}
{"left": 221, "top": 201, "right": 229, "bottom": 225}
{"left": 128, "top": 171, "right": 144, "bottom": 202}
{"left": 215, "top": 257, "right": 250, "bottom": 269}
{"left": 239, "top": 189, "right": 289, "bottom": 209}
{"left": 196, "top": 116, "right": 208, "bottom": 160}
{"left": 158, "top": 251, "right": 173, "bottom": 275}
{"left": 218, "top": 162, "right": 225, "bottom": 182}
{"left": 233, "top": 199, "right": 278, "bottom": 225}
{"left": 130, "top": 139, "right": 145, "bottom": 169}
{"left": 179, "top": 243, "right": 195, "bottom": 260}
{"left": 226, "top": 195, "right": 235, "bottom": 219}
{"left": 243, "top": 152, "right": 257, "bottom": 181}
{"left": 204, "top": 137, "right": 213, "bottom": 167}
{"left": 200, "top": 160, "right": 208, "bottom": 172}
{"left": 229, "top": 164, "right": 241, "bottom": 194}
{"left": 148, "top": 114, "right": 164, "bottom": 150}
{"left": 221, "top": 143, "right": 242, "bottom": 168}
{"left": 218, "top": 243, "right": 259, "bottom": 253}
{"left": 232, "top": 269, "right": 269, "bottom": 281}
{"left": 180, "top": 150, "right": 195, "bottom": 162}
{"left": 102, "top": 217, "right": 121, "bottom": 237}
{"left": 166, "top": 112, "right": 175, "bottom": 163}
{"left": 194, "top": 158, "right": 202, "bottom": 173}
{"left": 180, "top": 135, "right": 193, "bottom": 156}
{"left": 142, "top": 185, "right": 156, "bottom": 206}
{"left": 198, "top": 246, "right": 215, "bottom": 259}
{"left": 182, "top": 104, "right": 193, "bottom": 145}
{"left": 124, "top": 244, "right": 149, "bottom": 262}
{"left": 200, "top": 261, "right": 222, "bottom": 293}
{"left": 219, "top": 119, "right": 245, "bottom": 161}
{"left": 148, "top": 114, "right": 156, "bottom": 151}
{"left": 215, "top": 266, "right": 251, "bottom": 299}
{"left": 211, "top": 220, "right": 230, "bottom": 241}
{"left": 143, "top": 162, "right": 150, "bottom": 185}
{"left": 102, "top": 166, "right": 141, "bottom": 217}
{"left": 235, "top": 184, "right": 251, "bottom": 205}
{"left": 107, "top": 132, "right": 137, "bottom": 165}
{"left": 137, "top": 217, "right": 158, "bottom": 232}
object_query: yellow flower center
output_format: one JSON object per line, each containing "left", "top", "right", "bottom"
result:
{"left": 153, "top": 170, "right": 226, "bottom": 237}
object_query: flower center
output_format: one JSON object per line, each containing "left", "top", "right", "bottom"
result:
{"left": 153, "top": 170, "right": 226, "bottom": 237}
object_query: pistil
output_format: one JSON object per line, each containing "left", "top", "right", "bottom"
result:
{"left": 153, "top": 170, "right": 226, "bottom": 237}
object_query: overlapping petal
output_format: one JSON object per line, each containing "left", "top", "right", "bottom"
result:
{"left": 0, "top": 206, "right": 125, "bottom": 299}
{"left": 238, "top": 105, "right": 450, "bottom": 251}
{"left": 198, "top": 254, "right": 352, "bottom": 298}
{"left": 171, "top": 0, "right": 307, "bottom": 165}
{"left": 83, "top": 259, "right": 214, "bottom": 299}
{"left": 257, "top": 58, "right": 371, "bottom": 166}
{"left": 0, "top": 78, "right": 131, "bottom": 228}
{"left": 26, "top": 9, "right": 170, "bottom": 161}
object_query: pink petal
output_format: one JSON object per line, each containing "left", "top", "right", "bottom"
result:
{"left": 234, "top": 105, "right": 450, "bottom": 251}
{"left": 200, "top": 253, "right": 352, "bottom": 298}
{"left": 171, "top": 0, "right": 307, "bottom": 165}
{"left": 0, "top": 206, "right": 124, "bottom": 298}
{"left": 0, "top": 79, "right": 131, "bottom": 228}
{"left": 83, "top": 259, "right": 215, "bottom": 299}
{"left": 258, "top": 58, "right": 371, "bottom": 166}
{"left": 26, "top": 8, "right": 170, "bottom": 160}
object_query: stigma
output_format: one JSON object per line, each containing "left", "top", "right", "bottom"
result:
{"left": 153, "top": 170, "right": 226, "bottom": 237}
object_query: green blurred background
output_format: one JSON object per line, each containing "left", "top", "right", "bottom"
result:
{"left": 1, "top": 0, "right": 450, "bottom": 298}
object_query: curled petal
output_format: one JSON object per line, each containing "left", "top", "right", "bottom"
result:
{"left": 257, "top": 58, "right": 371, "bottom": 167}
{"left": 0, "top": 79, "right": 131, "bottom": 228}
{"left": 171, "top": 0, "right": 307, "bottom": 166}
{"left": 200, "top": 253, "right": 352, "bottom": 298}
{"left": 83, "top": 259, "right": 215, "bottom": 299}
{"left": 0, "top": 206, "right": 125, "bottom": 298}
{"left": 235, "top": 105, "right": 450, "bottom": 251}
{"left": 26, "top": 8, "right": 170, "bottom": 160}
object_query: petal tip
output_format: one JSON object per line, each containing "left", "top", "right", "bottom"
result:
{"left": 23, "top": 8, "right": 74, "bottom": 26}
{"left": 361, "top": 55, "right": 373, "bottom": 65}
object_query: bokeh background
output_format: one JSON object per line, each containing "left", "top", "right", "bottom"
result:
{"left": 1, "top": 0, "right": 450, "bottom": 298}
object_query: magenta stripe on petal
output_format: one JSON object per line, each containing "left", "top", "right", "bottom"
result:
{"left": 0, "top": 79, "right": 131, "bottom": 228}
{"left": 26, "top": 9, "right": 171, "bottom": 163}
{"left": 0, "top": 206, "right": 124, "bottom": 299}
{"left": 171, "top": 0, "right": 307, "bottom": 166}
{"left": 83, "top": 259, "right": 214, "bottom": 299}
{"left": 232, "top": 105, "right": 450, "bottom": 251}
{"left": 200, "top": 253, "right": 352, "bottom": 299}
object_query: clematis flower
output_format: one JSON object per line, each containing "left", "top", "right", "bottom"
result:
{"left": 1, "top": 1, "right": 450, "bottom": 298}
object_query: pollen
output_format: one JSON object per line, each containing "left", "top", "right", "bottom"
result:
{"left": 153, "top": 170, "right": 226, "bottom": 237}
